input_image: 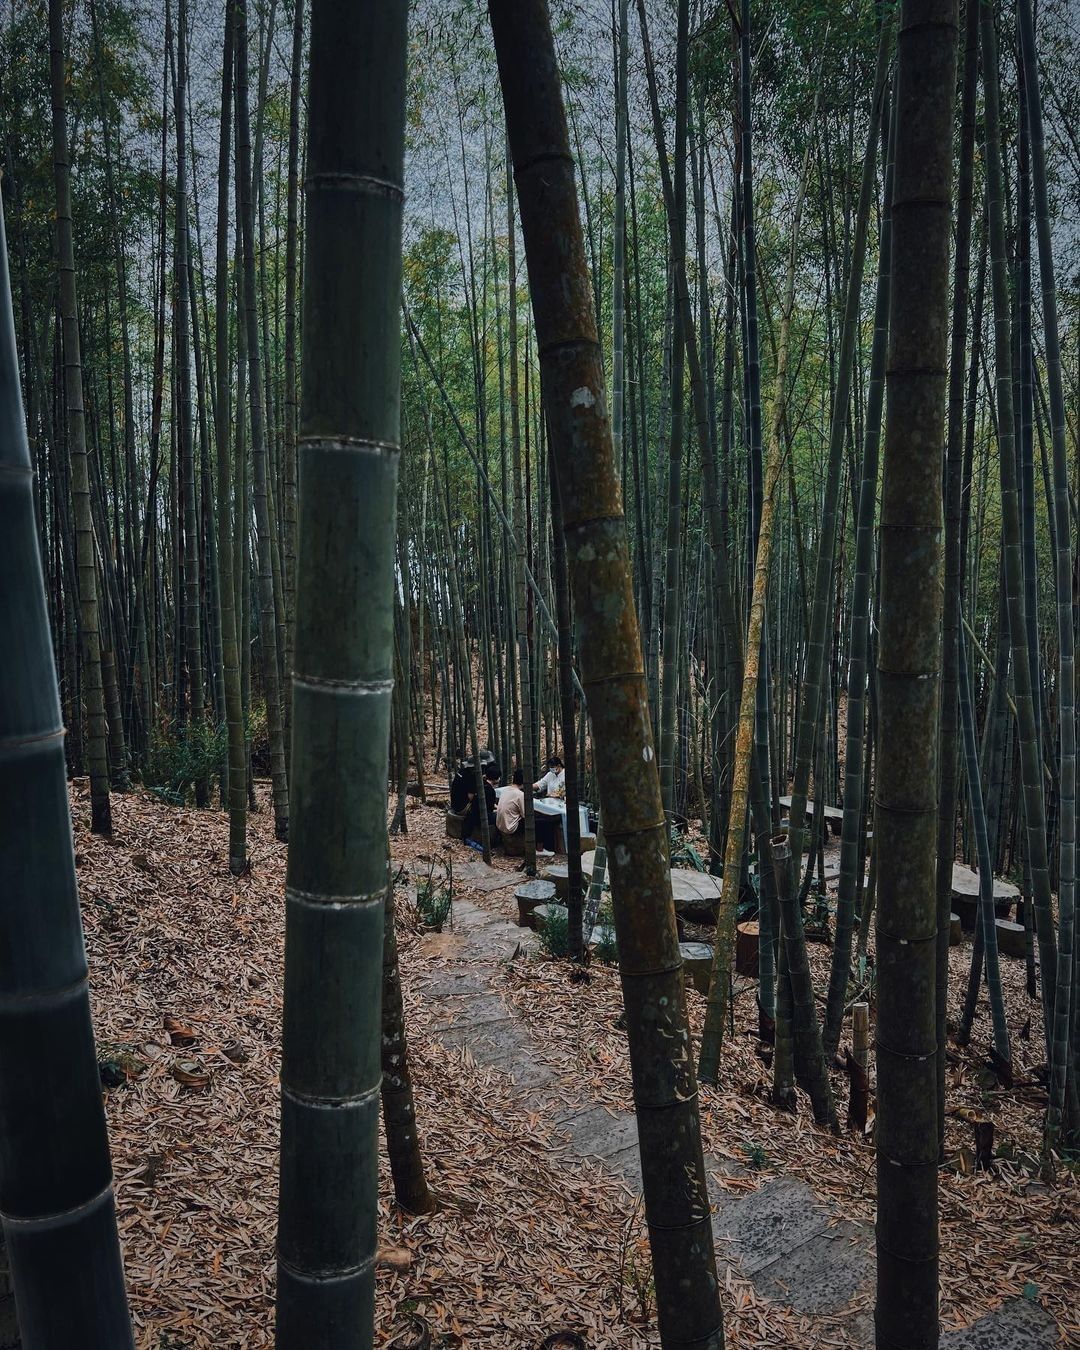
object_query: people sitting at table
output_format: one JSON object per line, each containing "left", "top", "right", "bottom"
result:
{"left": 534, "top": 755, "right": 565, "bottom": 797}
{"left": 464, "top": 761, "right": 501, "bottom": 842}
{"left": 450, "top": 748, "right": 496, "bottom": 815}
{"left": 497, "top": 768, "right": 557, "bottom": 852}
{"left": 449, "top": 752, "right": 472, "bottom": 815}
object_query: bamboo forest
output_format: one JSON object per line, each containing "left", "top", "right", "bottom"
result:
{"left": 2, "top": 0, "right": 1080, "bottom": 1344}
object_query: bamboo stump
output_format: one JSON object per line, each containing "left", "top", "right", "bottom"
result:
{"left": 735, "top": 921, "right": 759, "bottom": 977}
{"left": 516, "top": 879, "right": 556, "bottom": 929}
{"left": 949, "top": 913, "right": 963, "bottom": 946}
{"left": 847, "top": 1001, "right": 870, "bottom": 1133}
{"left": 679, "top": 942, "right": 714, "bottom": 995}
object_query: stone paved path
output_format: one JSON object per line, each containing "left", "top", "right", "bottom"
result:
{"left": 415, "top": 894, "right": 1060, "bottom": 1348}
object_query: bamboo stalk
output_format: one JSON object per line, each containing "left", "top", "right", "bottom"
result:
{"left": 0, "top": 190, "right": 134, "bottom": 1348}
{"left": 874, "top": 3, "right": 959, "bottom": 1342}
{"left": 275, "top": 1, "right": 409, "bottom": 1340}
{"left": 490, "top": 3, "right": 723, "bottom": 1341}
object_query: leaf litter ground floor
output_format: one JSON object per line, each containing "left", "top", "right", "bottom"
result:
{"left": 73, "top": 782, "right": 1076, "bottom": 1347}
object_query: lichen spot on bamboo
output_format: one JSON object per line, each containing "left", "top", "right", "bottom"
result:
{"left": 643, "top": 745, "right": 654, "bottom": 761}
{"left": 570, "top": 385, "right": 595, "bottom": 408}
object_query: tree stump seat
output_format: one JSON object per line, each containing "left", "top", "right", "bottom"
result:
{"left": 995, "top": 918, "right": 1026, "bottom": 959}
{"left": 502, "top": 828, "right": 526, "bottom": 858}
{"left": 680, "top": 942, "right": 714, "bottom": 995}
{"left": 542, "top": 862, "right": 569, "bottom": 899}
{"left": 515, "top": 879, "right": 556, "bottom": 928}
{"left": 445, "top": 810, "right": 467, "bottom": 840}
{"left": 532, "top": 902, "right": 567, "bottom": 935}
{"left": 735, "top": 921, "right": 759, "bottom": 977}
{"left": 950, "top": 864, "right": 1018, "bottom": 929}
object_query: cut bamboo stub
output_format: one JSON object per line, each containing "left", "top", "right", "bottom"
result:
{"left": 736, "top": 921, "right": 759, "bottom": 977}
{"left": 849, "top": 1002, "right": 870, "bottom": 1134}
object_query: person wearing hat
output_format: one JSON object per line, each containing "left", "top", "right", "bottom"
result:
{"left": 463, "top": 761, "right": 502, "bottom": 842}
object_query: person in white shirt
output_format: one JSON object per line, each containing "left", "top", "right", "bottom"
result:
{"left": 534, "top": 755, "right": 565, "bottom": 797}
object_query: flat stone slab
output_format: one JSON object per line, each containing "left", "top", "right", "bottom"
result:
{"left": 602, "top": 1143, "right": 643, "bottom": 1192}
{"left": 454, "top": 860, "right": 521, "bottom": 893}
{"left": 952, "top": 863, "right": 1021, "bottom": 929}
{"left": 951, "top": 863, "right": 1019, "bottom": 900}
{"left": 714, "top": 1175, "right": 831, "bottom": 1275}
{"left": 572, "top": 858, "right": 720, "bottom": 922}
{"left": 435, "top": 1017, "right": 554, "bottom": 1089}
{"left": 451, "top": 898, "right": 508, "bottom": 931}
{"left": 450, "top": 900, "right": 534, "bottom": 961}
{"left": 428, "top": 992, "right": 510, "bottom": 1033}
{"left": 779, "top": 794, "right": 844, "bottom": 833}
{"left": 671, "top": 870, "right": 723, "bottom": 923}
{"left": 415, "top": 969, "right": 489, "bottom": 999}
{"left": 941, "top": 1297, "right": 1060, "bottom": 1349}
{"left": 556, "top": 1105, "right": 639, "bottom": 1161}
{"left": 751, "top": 1217, "right": 873, "bottom": 1314}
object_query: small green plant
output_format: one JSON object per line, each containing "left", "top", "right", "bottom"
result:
{"left": 415, "top": 862, "right": 453, "bottom": 931}
{"left": 246, "top": 699, "right": 269, "bottom": 774}
{"left": 625, "top": 1238, "right": 655, "bottom": 1325}
{"left": 593, "top": 899, "right": 618, "bottom": 965}
{"left": 539, "top": 903, "right": 570, "bottom": 958}
{"left": 98, "top": 1043, "right": 142, "bottom": 1089}
{"left": 669, "top": 827, "right": 705, "bottom": 872}
{"left": 141, "top": 721, "right": 226, "bottom": 805}
{"left": 741, "top": 1140, "right": 768, "bottom": 1170}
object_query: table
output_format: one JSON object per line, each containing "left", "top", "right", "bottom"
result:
{"left": 533, "top": 797, "right": 589, "bottom": 854}
{"left": 493, "top": 788, "right": 589, "bottom": 854}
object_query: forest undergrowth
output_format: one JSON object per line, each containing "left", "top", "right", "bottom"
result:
{"left": 72, "top": 777, "right": 1078, "bottom": 1348}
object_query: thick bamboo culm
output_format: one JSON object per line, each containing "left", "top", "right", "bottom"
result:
{"left": 0, "top": 193, "right": 134, "bottom": 1347}
{"left": 490, "top": 1, "right": 723, "bottom": 1342}
{"left": 275, "top": 1, "right": 409, "bottom": 1342}
{"left": 874, "top": 4, "right": 959, "bottom": 1346}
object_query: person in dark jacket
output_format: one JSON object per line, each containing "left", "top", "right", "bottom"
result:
{"left": 450, "top": 749, "right": 496, "bottom": 814}
{"left": 463, "top": 762, "right": 501, "bottom": 842}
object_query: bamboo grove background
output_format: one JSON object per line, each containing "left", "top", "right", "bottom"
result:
{"left": 2, "top": 0, "right": 1080, "bottom": 1245}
